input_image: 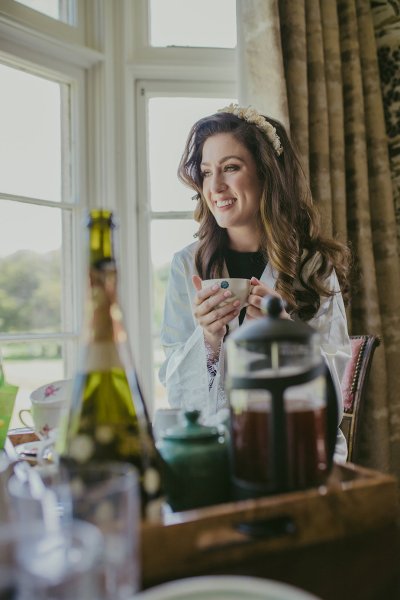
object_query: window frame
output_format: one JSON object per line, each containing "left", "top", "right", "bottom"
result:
{"left": 0, "top": 1, "right": 109, "bottom": 394}
{"left": 128, "top": 0, "right": 237, "bottom": 414}
{"left": 0, "top": 0, "right": 237, "bottom": 421}
{"left": 0, "top": 0, "right": 85, "bottom": 44}
{"left": 130, "top": 0, "right": 236, "bottom": 66}
{"left": 0, "top": 0, "right": 103, "bottom": 69}
{"left": 0, "top": 48, "right": 87, "bottom": 378}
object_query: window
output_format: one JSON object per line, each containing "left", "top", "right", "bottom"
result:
{"left": 138, "top": 90, "right": 235, "bottom": 410}
{"left": 0, "top": 0, "right": 86, "bottom": 45}
{"left": 132, "top": 0, "right": 237, "bottom": 415}
{"left": 0, "top": 1, "right": 237, "bottom": 432}
{"left": 0, "top": 4, "right": 90, "bottom": 429}
{"left": 13, "top": 0, "right": 77, "bottom": 24}
{"left": 149, "top": 0, "right": 236, "bottom": 48}
{"left": 1, "top": 64, "right": 65, "bottom": 201}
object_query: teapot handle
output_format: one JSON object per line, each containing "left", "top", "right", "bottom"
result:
{"left": 325, "top": 364, "right": 339, "bottom": 470}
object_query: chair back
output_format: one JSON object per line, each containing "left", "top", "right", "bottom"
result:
{"left": 340, "top": 335, "right": 381, "bottom": 463}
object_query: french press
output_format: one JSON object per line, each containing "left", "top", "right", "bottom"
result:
{"left": 225, "top": 296, "right": 339, "bottom": 500}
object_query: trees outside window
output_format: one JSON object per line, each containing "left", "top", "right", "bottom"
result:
{"left": 0, "top": 0, "right": 236, "bottom": 425}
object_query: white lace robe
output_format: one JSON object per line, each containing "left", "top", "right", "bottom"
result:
{"left": 159, "top": 241, "right": 351, "bottom": 462}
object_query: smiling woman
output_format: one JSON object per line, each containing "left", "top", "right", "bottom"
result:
{"left": 159, "top": 105, "right": 352, "bottom": 462}
{"left": 200, "top": 133, "right": 262, "bottom": 237}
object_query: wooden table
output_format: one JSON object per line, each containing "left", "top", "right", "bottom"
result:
{"left": 141, "top": 523, "right": 400, "bottom": 600}
{"left": 141, "top": 463, "right": 400, "bottom": 600}
{"left": 6, "top": 430, "right": 400, "bottom": 599}
{"left": 166, "top": 524, "right": 399, "bottom": 600}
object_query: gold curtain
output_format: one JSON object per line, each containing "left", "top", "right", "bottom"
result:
{"left": 237, "top": 0, "right": 400, "bottom": 473}
{"left": 371, "top": 1, "right": 400, "bottom": 255}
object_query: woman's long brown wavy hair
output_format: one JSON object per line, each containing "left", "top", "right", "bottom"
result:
{"left": 178, "top": 111, "right": 351, "bottom": 321}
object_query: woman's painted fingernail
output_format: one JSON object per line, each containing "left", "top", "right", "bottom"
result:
{"left": 233, "top": 300, "right": 240, "bottom": 307}
{"left": 211, "top": 284, "right": 219, "bottom": 291}
{"left": 223, "top": 290, "right": 232, "bottom": 297}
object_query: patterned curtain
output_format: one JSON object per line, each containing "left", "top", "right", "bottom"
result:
{"left": 237, "top": 0, "right": 400, "bottom": 474}
{"left": 371, "top": 1, "right": 400, "bottom": 253}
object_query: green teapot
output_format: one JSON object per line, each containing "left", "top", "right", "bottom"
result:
{"left": 157, "top": 410, "right": 231, "bottom": 512}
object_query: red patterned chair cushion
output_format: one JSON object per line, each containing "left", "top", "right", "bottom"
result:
{"left": 341, "top": 337, "right": 366, "bottom": 413}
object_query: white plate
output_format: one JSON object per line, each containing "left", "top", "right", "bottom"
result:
{"left": 14, "top": 440, "right": 52, "bottom": 461}
{"left": 135, "top": 576, "right": 322, "bottom": 600}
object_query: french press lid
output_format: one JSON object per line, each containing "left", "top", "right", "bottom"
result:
{"left": 228, "top": 296, "right": 322, "bottom": 376}
{"left": 231, "top": 296, "right": 318, "bottom": 347}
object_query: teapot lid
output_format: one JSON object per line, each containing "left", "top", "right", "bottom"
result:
{"left": 162, "top": 410, "right": 219, "bottom": 442}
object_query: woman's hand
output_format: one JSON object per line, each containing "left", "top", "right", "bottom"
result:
{"left": 192, "top": 275, "right": 240, "bottom": 352}
{"left": 246, "top": 277, "right": 291, "bottom": 320}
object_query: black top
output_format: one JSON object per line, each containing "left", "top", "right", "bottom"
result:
{"left": 224, "top": 248, "right": 267, "bottom": 324}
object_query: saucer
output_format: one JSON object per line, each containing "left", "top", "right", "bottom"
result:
{"left": 14, "top": 440, "right": 52, "bottom": 462}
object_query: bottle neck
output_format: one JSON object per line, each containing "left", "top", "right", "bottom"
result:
{"left": 88, "top": 210, "right": 115, "bottom": 267}
{"left": 86, "top": 213, "right": 121, "bottom": 344}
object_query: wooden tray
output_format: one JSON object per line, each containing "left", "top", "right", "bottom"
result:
{"left": 141, "top": 463, "right": 399, "bottom": 588}
{"left": 6, "top": 430, "right": 400, "bottom": 596}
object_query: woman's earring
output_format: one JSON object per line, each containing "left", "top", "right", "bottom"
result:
{"left": 191, "top": 193, "right": 201, "bottom": 202}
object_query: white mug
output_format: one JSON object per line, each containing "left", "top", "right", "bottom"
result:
{"left": 18, "top": 379, "right": 72, "bottom": 440}
{"left": 202, "top": 278, "right": 253, "bottom": 310}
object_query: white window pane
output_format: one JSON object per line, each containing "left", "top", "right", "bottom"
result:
{"left": 0, "top": 64, "right": 65, "bottom": 202}
{"left": 151, "top": 218, "right": 198, "bottom": 270}
{"left": 0, "top": 201, "right": 62, "bottom": 256}
{"left": 148, "top": 96, "right": 235, "bottom": 212}
{"left": 150, "top": 0, "right": 236, "bottom": 48}
{"left": 0, "top": 201, "right": 70, "bottom": 334}
{"left": 13, "top": 0, "right": 76, "bottom": 24}
{"left": 151, "top": 218, "right": 198, "bottom": 410}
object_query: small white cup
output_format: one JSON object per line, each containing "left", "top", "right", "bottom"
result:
{"left": 202, "top": 278, "right": 253, "bottom": 309}
{"left": 18, "top": 379, "right": 72, "bottom": 440}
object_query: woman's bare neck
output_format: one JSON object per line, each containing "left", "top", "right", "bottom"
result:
{"left": 227, "top": 229, "right": 261, "bottom": 253}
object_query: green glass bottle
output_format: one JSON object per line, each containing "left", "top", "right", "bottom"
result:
{"left": 57, "top": 209, "right": 163, "bottom": 520}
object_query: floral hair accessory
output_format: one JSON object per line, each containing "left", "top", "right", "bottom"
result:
{"left": 218, "top": 103, "right": 283, "bottom": 156}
